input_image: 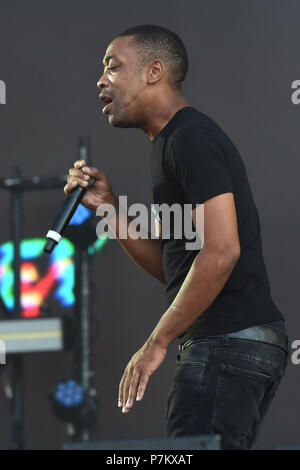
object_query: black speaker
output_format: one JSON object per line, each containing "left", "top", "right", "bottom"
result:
{"left": 62, "top": 434, "right": 221, "bottom": 450}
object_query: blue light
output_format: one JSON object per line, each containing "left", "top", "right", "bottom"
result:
{"left": 64, "top": 397, "right": 73, "bottom": 407}
{"left": 69, "top": 204, "right": 91, "bottom": 226}
{"left": 55, "top": 392, "right": 64, "bottom": 401}
{"left": 67, "top": 380, "right": 76, "bottom": 387}
{"left": 54, "top": 380, "right": 84, "bottom": 407}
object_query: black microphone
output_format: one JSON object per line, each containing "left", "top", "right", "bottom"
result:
{"left": 43, "top": 175, "right": 95, "bottom": 254}
{"left": 44, "top": 136, "right": 93, "bottom": 254}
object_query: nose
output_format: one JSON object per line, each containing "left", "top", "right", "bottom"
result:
{"left": 97, "top": 72, "right": 108, "bottom": 89}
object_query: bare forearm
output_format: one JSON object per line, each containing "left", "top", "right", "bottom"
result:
{"left": 105, "top": 203, "right": 165, "bottom": 284}
{"left": 147, "top": 248, "right": 239, "bottom": 347}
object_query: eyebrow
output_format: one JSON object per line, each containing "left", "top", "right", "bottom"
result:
{"left": 102, "top": 54, "right": 118, "bottom": 65}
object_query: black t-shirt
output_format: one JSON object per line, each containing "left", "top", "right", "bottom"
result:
{"left": 151, "top": 106, "right": 285, "bottom": 342}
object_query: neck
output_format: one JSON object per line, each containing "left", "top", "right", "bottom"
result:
{"left": 140, "top": 92, "right": 191, "bottom": 141}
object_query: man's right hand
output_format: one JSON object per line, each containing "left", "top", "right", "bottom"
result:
{"left": 64, "top": 159, "right": 117, "bottom": 212}
{"left": 65, "top": 162, "right": 165, "bottom": 285}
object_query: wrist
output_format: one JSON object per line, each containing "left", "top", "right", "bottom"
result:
{"left": 101, "top": 194, "right": 119, "bottom": 220}
{"left": 146, "top": 333, "right": 170, "bottom": 350}
{"left": 104, "top": 193, "right": 118, "bottom": 210}
{"left": 110, "top": 194, "right": 119, "bottom": 214}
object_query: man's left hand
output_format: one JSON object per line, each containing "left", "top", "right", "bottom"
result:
{"left": 118, "top": 340, "right": 167, "bottom": 413}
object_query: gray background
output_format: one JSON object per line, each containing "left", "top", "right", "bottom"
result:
{"left": 0, "top": 0, "right": 299, "bottom": 449}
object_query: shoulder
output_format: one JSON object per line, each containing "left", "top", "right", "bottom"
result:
{"left": 169, "top": 125, "right": 226, "bottom": 166}
{"left": 170, "top": 125, "right": 217, "bottom": 148}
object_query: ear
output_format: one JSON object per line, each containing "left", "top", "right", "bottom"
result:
{"left": 147, "top": 60, "right": 166, "bottom": 84}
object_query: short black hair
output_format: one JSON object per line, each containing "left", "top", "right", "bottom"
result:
{"left": 117, "top": 25, "right": 188, "bottom": 91}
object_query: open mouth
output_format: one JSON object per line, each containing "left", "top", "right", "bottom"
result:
{"left": 100, "top": 94, "right": 113, "bottom": 115}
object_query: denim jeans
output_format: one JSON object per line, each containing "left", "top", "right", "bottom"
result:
{"left": 165, "top": 325, "right": 290, "bottom": 450}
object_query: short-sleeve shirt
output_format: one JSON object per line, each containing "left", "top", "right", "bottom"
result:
{"left": 151, "top": 106, "right": 285, "bottom": 342}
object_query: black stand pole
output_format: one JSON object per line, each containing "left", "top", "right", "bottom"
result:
{"left": 79, "top": 249, "right": 92, "bottom": 392}
{"left": 10, "top": 170, "right": 24, "bottom": 450}
{"left": 73, "top": 248, "right": 98, "bottom": 441}
{"left": 72, "top": 137, "right": 99, "bottom": 441}
{"left": 78, "top": 137, "right": 93, "bottom": 393}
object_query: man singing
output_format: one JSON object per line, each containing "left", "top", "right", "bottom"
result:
{"left": 64, "top": 25, "right": 289, "bottom": 449}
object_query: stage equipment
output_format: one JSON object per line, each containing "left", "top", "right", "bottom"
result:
{"left": 0, "top": 136, "right": 107, "bottom": 449}
{"left": 0, "top": 317, "right": 63, "bottom": 353}
{"left": 0, "top": 236, "right": 107, "bottom": 317}
{"left": 62, "top": 434, "right": 222, "bottom": 450}
{"left": 0, "top": 165, "right": 68, "bottom": 449}
{"left": 0, "top": 237, "right": 75, "bottom": 318}
{"left": 49, "top": 379, "right": 98, "bottom": 439}
{"left": 276, "top": 445, "right": 300, "bottom": 450}
{"left": 44, "top": 137, "right": 103, "bottom": 442}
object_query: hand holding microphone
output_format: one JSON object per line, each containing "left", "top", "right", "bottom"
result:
{"left": 44, "top": 159, "right": 117, "bottom": 254}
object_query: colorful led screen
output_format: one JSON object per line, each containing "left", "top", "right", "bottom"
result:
{"left": 0, "top": 235, "right": 108, "bottom": 318}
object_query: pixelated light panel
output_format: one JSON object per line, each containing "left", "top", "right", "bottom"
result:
{"left": 0, "top": 238, "right": 75, "bottom": 318}
{"left": 0, "top": 236, "right": 108, "bottom": 318}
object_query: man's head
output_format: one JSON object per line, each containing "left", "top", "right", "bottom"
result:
{"left": 97, "top": 25, "right": 189, "bottom": 128}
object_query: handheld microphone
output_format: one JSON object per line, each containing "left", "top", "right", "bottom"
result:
{"left": 43, "top": 175, "right": 95, "bottom": 254}
{"left": 44, "top": 137, "right": 93, "bottom": 254}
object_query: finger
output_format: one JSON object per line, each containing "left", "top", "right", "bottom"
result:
{"left": 122, "top": 375, "right": 131, "bottom": 411}
{"left": 64, "top": 180, "right": 78, "bottom": 194}
{"left": 74, "top": 159, "right": 86, "bottom": 169}
{"left": 118, "top": 371, "right": 127, "bottom": 408}
{"left": 69, "top": 168, "right": 90, "bottom": 181}
{"left": 122, "top": 369, "right": 133, "bottom": 413}
{"left": 136, "top": 373, "right": 150, "bottom": 402}
{"left": 69, "top": 176, "right": 89, "bottom": 188}
{"left": 123, "top": 371, "right": 141, "bottom": 412}
{"left": 64, "top": 178, "right": 88, "bottom": 194}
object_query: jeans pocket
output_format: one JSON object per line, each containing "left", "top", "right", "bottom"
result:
{"left": 224, "top": 364, "right": 273, "bottom": 383}
{"left": 165, "top": 361, "right": 207, "bottom": 425}
{"left": 211, "top": 358, "right": 276, "bottom": 445}
{"left": 173, "top": 362, "right": 207, "bottom": 387}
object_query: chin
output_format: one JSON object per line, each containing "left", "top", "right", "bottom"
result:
{"left": 108, "top": 113, "right": 134, "bottom": 128}
{"left": 108, "top": 114, "right": 120, "bottom": 127}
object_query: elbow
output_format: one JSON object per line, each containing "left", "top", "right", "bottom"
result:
{"left": 232, "top": 244, "right": 241, "bottom": 263}
{"left": 220, "top": 241, "right": 241, "bottom": 265}
{"left": 230, "top": 245, "right": 241, "bottom": 263}
{"left": 200, "top": 245, "right": 240, "bottom": 271}
{"left": 221, "top": 248, "right": 240, "bottom": 271}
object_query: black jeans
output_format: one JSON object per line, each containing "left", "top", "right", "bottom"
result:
{"left": 165, "top": 325, "right": 290, "bottom": 450}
